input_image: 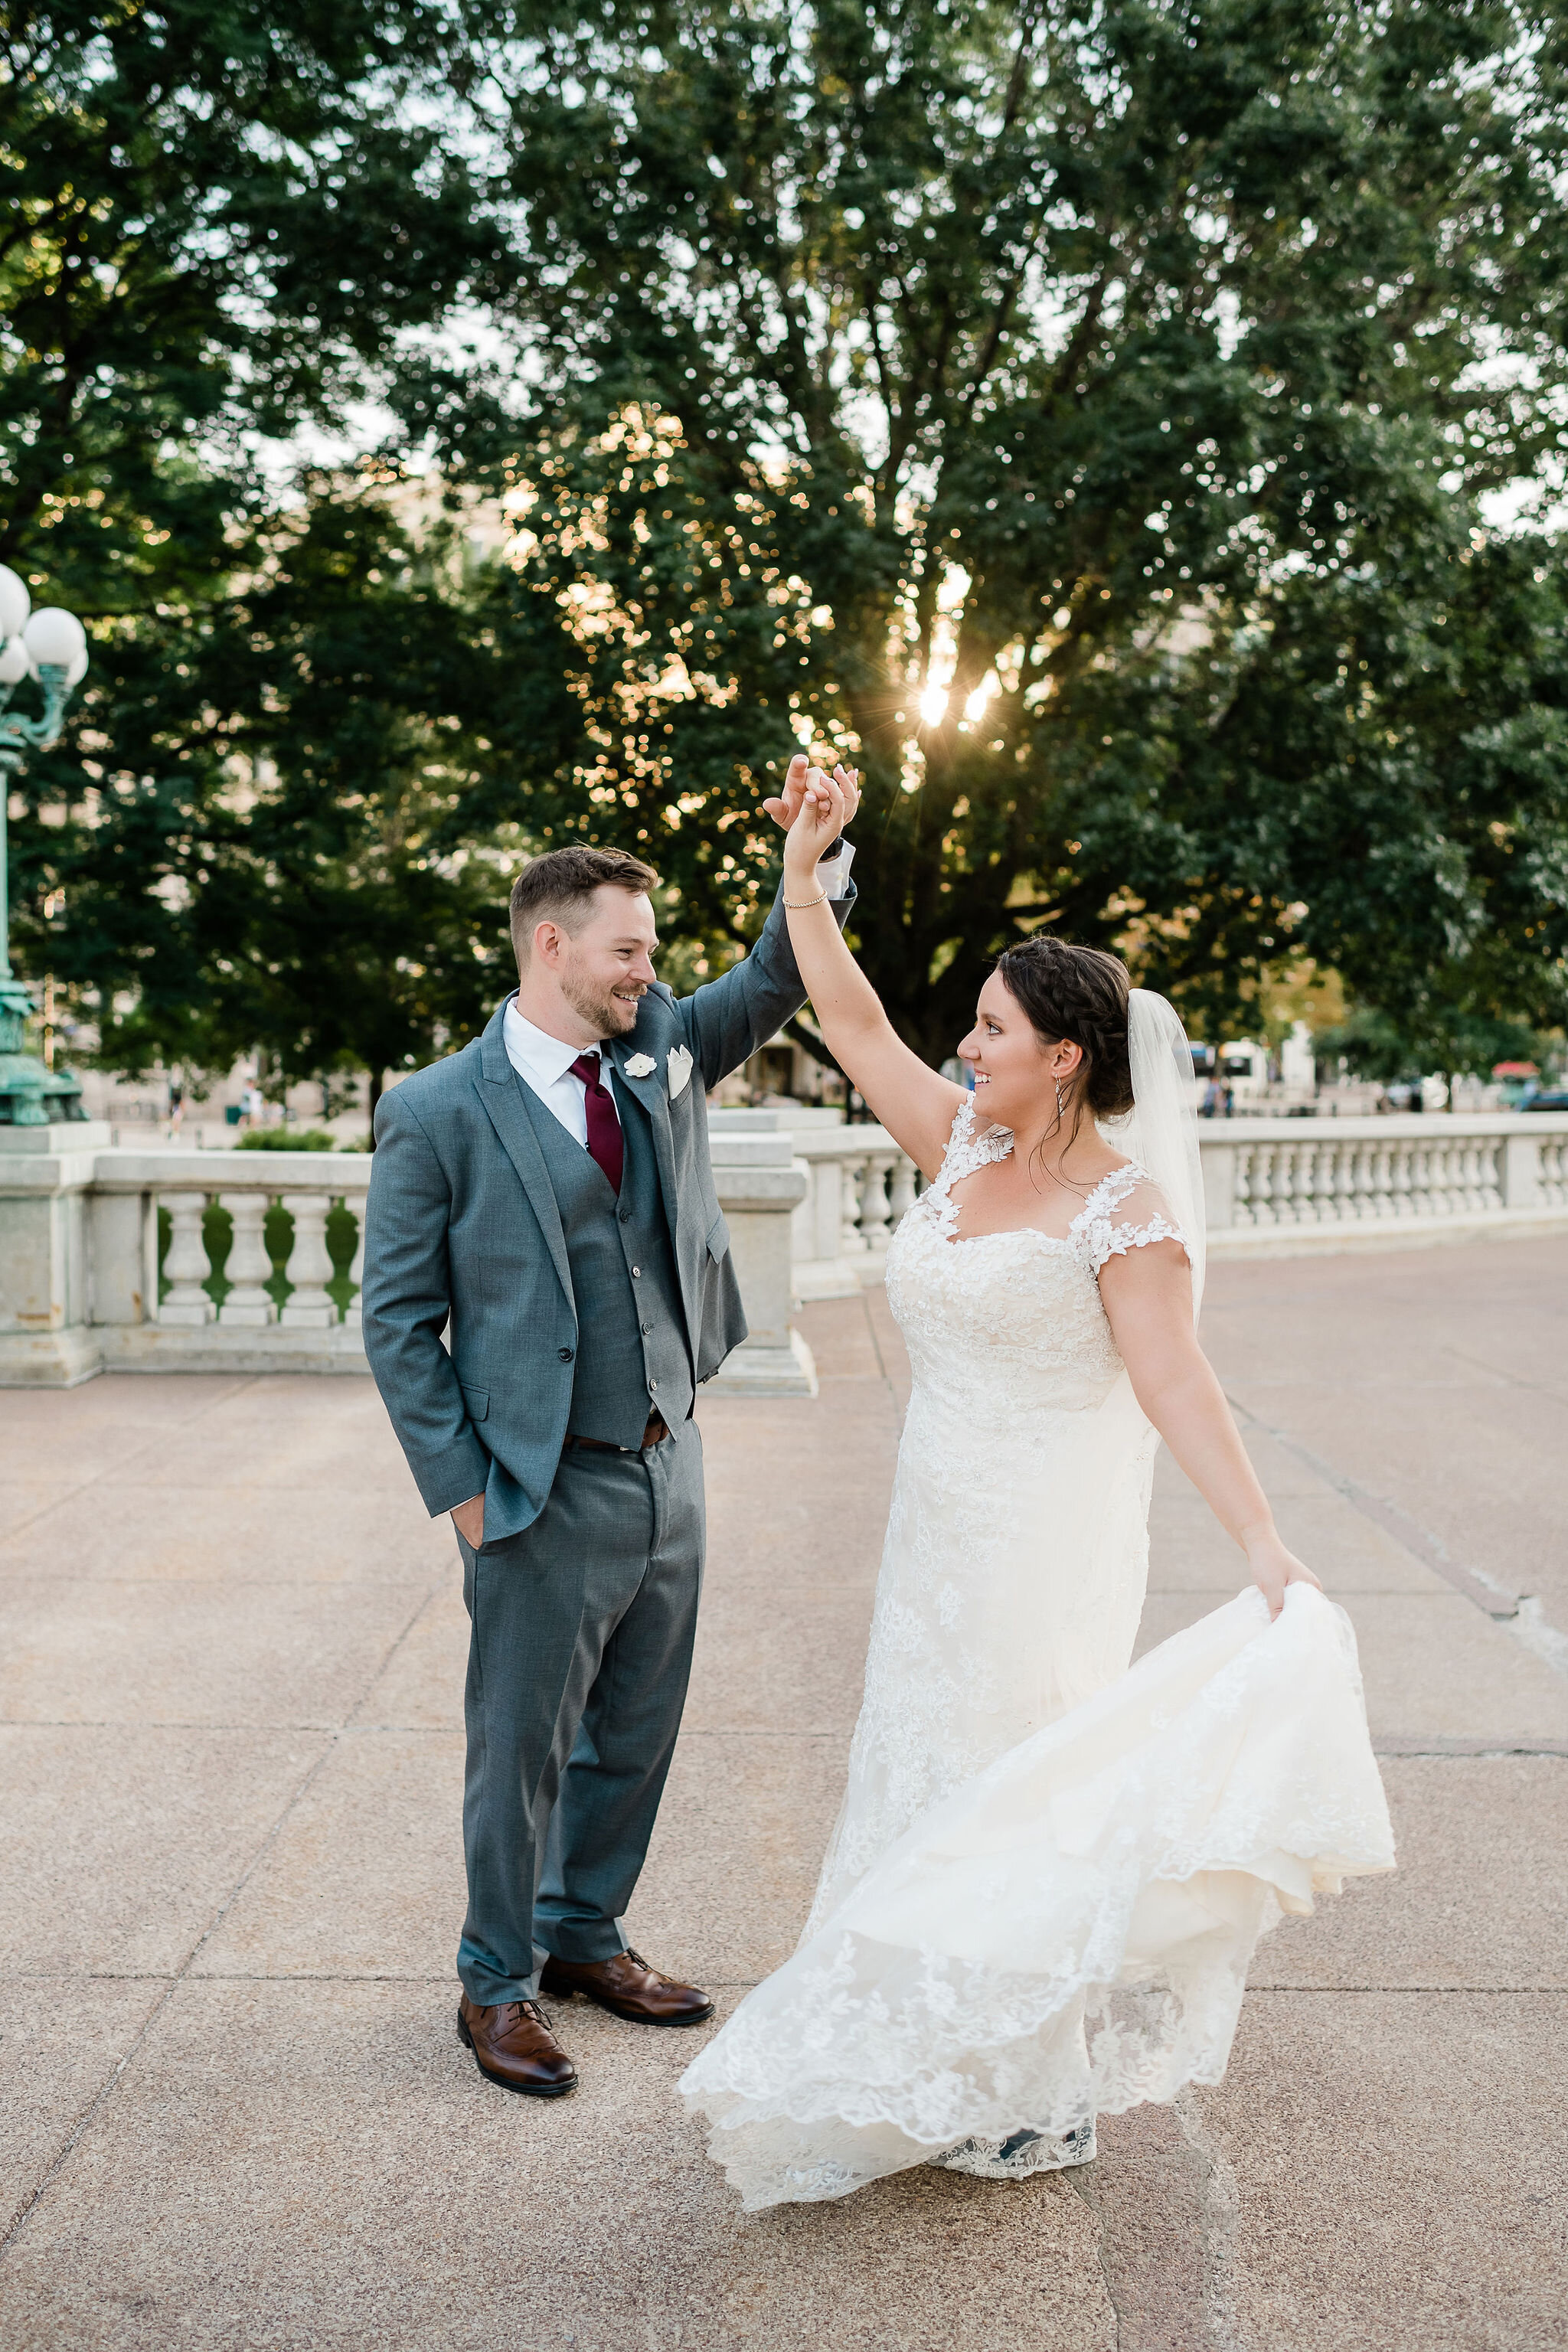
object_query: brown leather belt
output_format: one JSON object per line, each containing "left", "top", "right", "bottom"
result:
{"left": 564, "top": 1413, "right": 670, "bottom": 1454}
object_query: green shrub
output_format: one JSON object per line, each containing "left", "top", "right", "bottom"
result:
{"left": 232, "top": 1129, "right": 337, "bottom": 1152}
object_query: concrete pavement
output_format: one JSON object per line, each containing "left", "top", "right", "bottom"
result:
{"left": 1, "top": 1239, "right": 1565, "bottom": 2349}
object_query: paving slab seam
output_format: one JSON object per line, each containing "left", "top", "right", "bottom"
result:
{"left": 1060, "top": 2165, "right": 1133, "bottom": 2351}
{"left": 1446, "top": 1338, "right": 1568, "bottom": 1410}
{"left": 0, "top": 1717, "right": 451, "bottom": 1731}
{"left": 0, "top": 1556, "right": 451, "bottom": 2262}
{"left": 1223, "top": 1389, "right": 1568, "bottom": 1673}
{"left": 0, "top": 1374, "right": 263, "bottom": 1545}
{"left": 1250, "top": 1984, "right": 1568, "bottom": 1995}
{"left": 1373, "top": 1740, "right": 1568, "bottom": 1757}
{"left": 1173, "top": 2091, "right": 1250, "bottom": 2352}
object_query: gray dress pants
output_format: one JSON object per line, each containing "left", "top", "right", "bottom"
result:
{"left": 455, "top": 1418, "right": 704, "bottom": 2005}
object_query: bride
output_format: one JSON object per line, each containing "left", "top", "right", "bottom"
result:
{"left": 681, "top": 765, "right": 1394, "bottom": 2211}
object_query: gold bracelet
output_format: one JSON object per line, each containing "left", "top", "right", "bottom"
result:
{"left": 783, "top": 889, "right": 828, "bottom": 910}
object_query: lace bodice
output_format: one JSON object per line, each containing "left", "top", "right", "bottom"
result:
{"left": 886, "top": 1097, "right": 1191, "bottom": 1426}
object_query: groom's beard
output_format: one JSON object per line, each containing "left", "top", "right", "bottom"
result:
{"left": 562, "top": 970, "right": 645, "bottom": 1038}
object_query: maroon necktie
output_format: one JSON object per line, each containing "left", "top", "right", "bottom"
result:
{"left": 570, "top": 1053, "right": 624, "bottom": 1196}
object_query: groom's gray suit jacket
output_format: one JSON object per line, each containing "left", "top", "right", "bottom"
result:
{"left": 361, "top": 883, "right": 851, "bottom": 1545}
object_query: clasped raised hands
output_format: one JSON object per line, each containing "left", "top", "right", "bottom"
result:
{"left": 763, "top": 751, "right": 861, "bottom": 835}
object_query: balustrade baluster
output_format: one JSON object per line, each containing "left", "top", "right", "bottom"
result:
{"left": 1428, "top": 1145, "right": 1452, "bottom": 1217}
{"left": 886, "top": 1155, "right": 918, "bottom": 1227}
{"left": 1271, "top": 1144, "right": 1295, "bottom": 1224}
{"left": 1404, "top": 1145, "right": 1429, "bottom": 1217}
{"left": 217, "top": 1191, "right": 276, "bottom": 1327}
{"left": 840, "top": 1151, "right": 870, "bottom": 1257}
{"left": 1370, "top": 1144, "right": 1393, "bottom": 1218}
{"left": 1335, "top": 1142, "right": 1359, "bottom": 1222}
{"left": 1390, "top": 1145, "right": 1414, "bottom": 1218}
{"left": 279, "top": 1191, "right": 337, "bottom": 1328}
{"left": 1233, "top": 1145, "right": 1255, "bottom": 1227}
{"left": 159, "top": 1192, "right": 214, "bottom": 1325}
{"left": 343, "top": 1198, "right": 365, "bottom": 1330}
{"left": 859, "top": 1155, "right": 893, "bottom": 1255}
{"left": 1252, "top": 1144, "right": 1276, "bottom": 1226}
{"left": 1452, "top": 1144, "right": 1472, "bottom": 1215}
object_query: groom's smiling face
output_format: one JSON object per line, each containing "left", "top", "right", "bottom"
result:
{"left": 557, "top": 884, "right": 660, "bottom": 1038}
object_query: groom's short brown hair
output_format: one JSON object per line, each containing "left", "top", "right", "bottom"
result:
{"left": 509, "top": 846, "right": 660, "bottom": 967}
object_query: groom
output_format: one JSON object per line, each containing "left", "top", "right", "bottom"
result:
{"left": 361, "top": 773, "right": 857, "bottom": 2096}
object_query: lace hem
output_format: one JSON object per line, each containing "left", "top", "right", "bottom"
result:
{"left": 929, "top": 2121, "right": 1098, "bottom": 2178}
{"left": 681, "top": 1586, "right": 1394, "bottom": 2212}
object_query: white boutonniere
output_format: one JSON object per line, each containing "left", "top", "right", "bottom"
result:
{"left": 667, "top": 1044, "right": 694, "bottom": 1099}
{"left": 623, "top": 1053, "right": 656, "bottom": 1078}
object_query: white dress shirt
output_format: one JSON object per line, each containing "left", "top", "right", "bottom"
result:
{"left": 501, "top": 840, "right": 854, "bottom": 1142}
{"left": 501, "top": 1006, "right": 616, "bottom": 1146}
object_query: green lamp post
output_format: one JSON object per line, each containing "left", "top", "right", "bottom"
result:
{"left": 0, "top": 563, "right": 90, "bottom": 1126}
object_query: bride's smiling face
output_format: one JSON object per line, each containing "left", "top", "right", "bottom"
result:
{"left": 959, "top": 973, "right": 1083, "bottom": 1129}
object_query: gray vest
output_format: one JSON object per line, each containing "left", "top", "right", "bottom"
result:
{"left": 514, "top": 1074, "right": 694, "bottom": 1445}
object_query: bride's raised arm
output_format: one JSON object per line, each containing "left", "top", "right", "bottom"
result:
{"left": 779, "top": 769, "right": 967, "bottom": 1178}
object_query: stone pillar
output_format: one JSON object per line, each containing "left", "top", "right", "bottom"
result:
{"left": 217, "top": 1191, "right": 276, "bottom": 1327}
{"left": 0, "top": 1123, "right": 111, "bottom": 1384}
{"left": 706, "top": 1134, "right": 813, "bottom": 1395}
{"left": 1199, "top": 1135, "right": 1236, "bottom": 1231}
{"left": 1501, "top": 1131, "right": 1540, "bottom": 1210}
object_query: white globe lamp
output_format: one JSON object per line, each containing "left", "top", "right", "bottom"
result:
{"left": 24, "top": 607, "right": 89, "bottom": 675}
{"left": 0, "top": 590, "right": 93, "bottom": 1126}
{"left": 0, "top": 566, "right": 30, "bottom": 642}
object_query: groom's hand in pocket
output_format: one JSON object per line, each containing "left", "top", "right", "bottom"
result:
{"left": 451, "top": 1493, "right": 485, "bottom": 1548}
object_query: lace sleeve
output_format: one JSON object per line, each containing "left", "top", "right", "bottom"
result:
{"left": 1075, "top": 1167, "right": 1193, "bottom": 1279}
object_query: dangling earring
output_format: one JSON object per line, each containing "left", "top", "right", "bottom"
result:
{"left": 1054, "top": 1078, "right": 1066, "bottom": 1124}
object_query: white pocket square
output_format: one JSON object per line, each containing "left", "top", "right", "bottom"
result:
{"left": 623, "top": 1053, "right": 656, "bottom": 1078}
{"left": 667, "top": 1044, "right": 694, "bottom": 1099}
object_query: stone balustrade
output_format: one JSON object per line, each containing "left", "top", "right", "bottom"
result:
{"left": 3, "top": 1109, "right": 1566, "bottom": 1388}
{"left": 1197, "top": 1113, "right": 1568, "bottom": 1254}
{"left": 738, "top": 1107, "right": 1568, "bottom": 1274}
{"left": 0, "top": 1119, "right": 813, "bottom": 1393}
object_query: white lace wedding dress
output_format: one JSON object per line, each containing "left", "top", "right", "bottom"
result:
{"left": 681, "top": 1099, "right": 1394, "bottom": 2211}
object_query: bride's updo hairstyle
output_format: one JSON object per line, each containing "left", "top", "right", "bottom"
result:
{"left": 993, "top": 937, "right": 1135, "bottom": 1126}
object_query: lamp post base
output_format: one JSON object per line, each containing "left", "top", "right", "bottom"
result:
{"left": 0, "top": 975, "right": 88, "bottom": 1126}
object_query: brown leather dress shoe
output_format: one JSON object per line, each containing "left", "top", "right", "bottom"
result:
{"left": 457, "top": 1993, "right": 577, "bottom": 2096}
{"left": 538, "top": 1947, "right": 714, "bottom": 2025}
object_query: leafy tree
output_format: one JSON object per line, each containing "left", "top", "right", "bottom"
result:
{"left": 442, "top": 0, "right": 1568, "bottom": 1064}
{"left": 1, "top": 0, "right": 499, "bottom": 591}
{"left": 2, "top": 0, "right": 508, "bottom": 1090}
{"left": 16, "top": 486, "right": 528, "bottom": 1107}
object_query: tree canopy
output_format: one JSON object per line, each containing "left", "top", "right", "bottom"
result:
{"left": 459, "top": 0, "right": 1568, "bottom": 1066}
{"left": 8, "top": 0, "right": 1568, "bottom": 1085}
{"left": 2, "top": 0, "right": 512, "bottom": 1091}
